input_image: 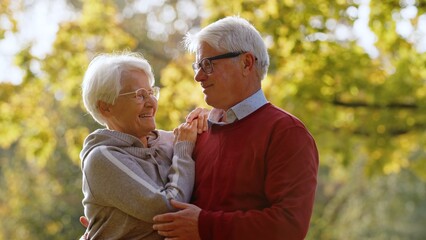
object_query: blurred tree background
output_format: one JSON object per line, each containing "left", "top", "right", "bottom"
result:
{"left": 0, "top": 0, "right": 425, "bottom": 239}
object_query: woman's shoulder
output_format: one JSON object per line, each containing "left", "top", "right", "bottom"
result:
{"left": 155, "top": 129, "right": 174, "bottom": 144}
{"left": 150, "top": 130, "right": 174, "bottom": 159}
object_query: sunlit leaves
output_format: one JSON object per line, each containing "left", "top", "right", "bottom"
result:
{"left": 156, "top": 54, "right": 207, "bottom": 130}
{"left": 197, "top": 0, "right": 426, "bottom": 179}
{"left": 0, "top": 85, "right": 22, "bottom": 148}
{"left": 188, "top": 1, "right": 426, "bottom": 238}
{"left": 1, "top": 0, "right": 425, "bottom": 239}
{"left": 0, "top": 0, "right": 19, "bottom": 38}
{"left": 65, "top": 127, "right": 89, "bottom": 166}
{"left": 43, "top": 0, "right": 137, "bottom": 108}
{"left": 0, "top": 0, "right": 139, "bottom": 239}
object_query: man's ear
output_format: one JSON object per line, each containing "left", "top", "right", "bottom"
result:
{"left": 98, "top": 100, "right": 112, "bottom": 117}
{"left": 241, "top": 53, "right": 255, "bottom": 75}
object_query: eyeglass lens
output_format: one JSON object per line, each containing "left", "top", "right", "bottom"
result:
{"left": 135, "top": 87, "right": 159, "bottom": 101}
{"left": 192, "top": 52, "right": 245, "bottom": 74}
{"left": 200, "top": 59, "right": 213, "bottom": 73}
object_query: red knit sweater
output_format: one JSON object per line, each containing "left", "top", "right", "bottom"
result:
{"left": 192, "top": 103, "right": 319, "bottom": 240}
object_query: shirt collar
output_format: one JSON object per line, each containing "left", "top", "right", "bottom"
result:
{"left": 208, "top": 90, "right": 268, "bottom": 125}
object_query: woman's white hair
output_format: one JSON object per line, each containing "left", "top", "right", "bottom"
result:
{"left": 184, "top": 16, "right": 269, "bottom": 80}
{"left": 81, "top": 52, "right": 155, "bottom": 126}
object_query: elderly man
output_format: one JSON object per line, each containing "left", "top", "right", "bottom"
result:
{"left": 153, "top": 16, "right": 319, "bottom": 240}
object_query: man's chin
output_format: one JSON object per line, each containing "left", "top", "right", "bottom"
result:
{"left": 204, "top": 96, "right": 217, "bottom": 108}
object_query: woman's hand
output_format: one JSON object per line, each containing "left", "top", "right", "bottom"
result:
{"left": 174, "top": 120, "right": 198, "bottom": 144}
{"left": 185, "top": 108, "right": 210, "bottom": 133}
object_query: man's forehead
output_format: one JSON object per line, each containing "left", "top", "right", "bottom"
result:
{"left": 195, "top": 43, "right": 218, "bottom": 60}
{"left": 195, "top": 43, "right": 206, "bottom": 58}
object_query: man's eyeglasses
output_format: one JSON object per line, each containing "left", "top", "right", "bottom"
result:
{"left": 192, "top": 52, "right": 246, "bottom": 74}
{"left": 117, "top": 87, "right": 160, "bottom": 103}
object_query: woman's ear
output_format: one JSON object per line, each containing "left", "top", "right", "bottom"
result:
{"left": 98, "top": 100, "right": 112, "bottom": 117}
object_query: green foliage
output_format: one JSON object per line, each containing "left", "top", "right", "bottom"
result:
{"left": 162, "top": 0, "right": 426, "bottom": 238}
{"left": 0, "top": 0, "right": 425, "bottom": 239}
{"left": 0, "top": 0, "right": 138, "bottom": 239}
{"left": 0, "top": 0, "right": 19, "bottom": 38}
{"left": 310, "top": 165, "right": 426, "bottom": 239}
{"left": 156, "top": 54, "right": 208, "bottom": 130}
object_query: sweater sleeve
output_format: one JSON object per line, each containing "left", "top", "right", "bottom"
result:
{"left": 198, "top": 126, "right": 319, "bottom": 240}
{"left": 165, "top": 140, "right": 195, "bottom": 203}
{"left": 82, "top": 141, "right": 195, "bottom": 223}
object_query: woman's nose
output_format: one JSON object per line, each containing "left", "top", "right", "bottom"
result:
{"left": 144, "top": 96, "right": 156, "bottom": 107}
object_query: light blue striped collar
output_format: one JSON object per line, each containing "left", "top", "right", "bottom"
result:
{"left": 208, "top": 89, "right": 268, "bottom": 125}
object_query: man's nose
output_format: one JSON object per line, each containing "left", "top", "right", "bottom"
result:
{"left": 194, "top": 69, "right": 207, "bottom": 82}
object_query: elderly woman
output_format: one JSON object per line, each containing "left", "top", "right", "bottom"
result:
{"left": 80, "top": 52, "right": 204, "bottom": 239}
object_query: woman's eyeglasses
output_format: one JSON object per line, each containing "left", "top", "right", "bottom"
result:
{"left": 117, "top": 87, "right": 160, "bottom": 102}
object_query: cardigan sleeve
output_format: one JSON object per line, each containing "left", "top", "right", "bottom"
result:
{"left": 82, "top": 141, "right": 195, "bottom": 223}
{"left": 198, "top": 126, "right": 319, "bottom": 240}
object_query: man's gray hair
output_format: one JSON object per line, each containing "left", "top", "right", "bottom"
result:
{"left": 184, "top": 16, "right": 270, "bottom": 80}
{"left": 81, "top": 52, "right": 155, "bottom": 126}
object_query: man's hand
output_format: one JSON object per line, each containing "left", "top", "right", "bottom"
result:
{"left": 153, "top": 199, "right": 201, "bottom": 240}
{"left": 186, "top": 107, "right": 210, "bottom": 134}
